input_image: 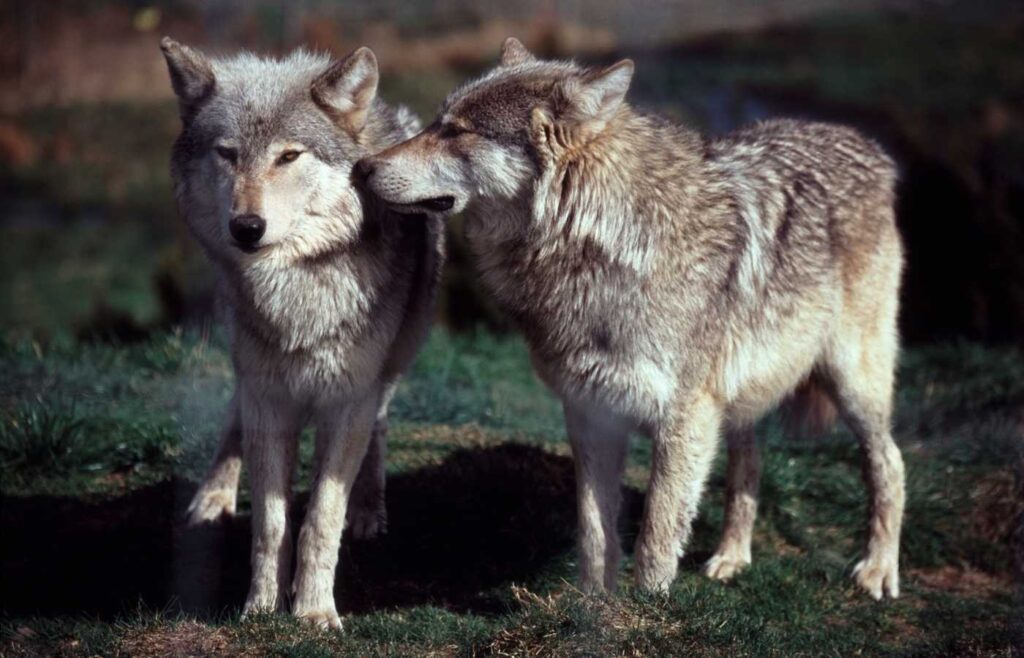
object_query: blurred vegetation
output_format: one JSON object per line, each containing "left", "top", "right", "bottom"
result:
{"left": 2, "top": 7, "right": 1023, "bottom": 343}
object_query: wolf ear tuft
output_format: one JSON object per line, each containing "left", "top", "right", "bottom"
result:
{"left": 161, "top": 37, "right": 215, "bottom": 124}
{"left": 500, "top": 37, "right": 535, "bottom": 67}
{"left": 558, "top": 59, "right": 633, "bottom": 126}
{"left": 312, "top": 47, "right": 379, "bottom": 135}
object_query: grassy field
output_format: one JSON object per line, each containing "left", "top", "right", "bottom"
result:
{"left": 1, "top": 330, "right": 1021, "bottom": 656}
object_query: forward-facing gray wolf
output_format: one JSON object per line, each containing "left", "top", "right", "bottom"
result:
{"left": 358, "top": 38, "right": 905, "bottom": 599}
{"left": 162, "top": 39, "right": 444, "bottom": 627}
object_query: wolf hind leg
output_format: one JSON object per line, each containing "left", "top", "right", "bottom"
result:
{"left": 347, "top": 381, "right": 397, "bottom": 540}
{"left": 828, "top": 313, "right": 904, "bottom": 599}
{"left": 705, "top": 426, "right": 760, "bottom": 581}
{"left": 840, "top": 374, "right": 904, "bottom": 599}
{"left": 187, "top": 393, "right": 243, "bottom": 525}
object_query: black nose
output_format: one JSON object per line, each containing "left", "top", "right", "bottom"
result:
{"left": 229, "top": 214, "right": 266, "bottom": 245}
{"left": 354, "top": 158, "right": 375, "bottom": 182}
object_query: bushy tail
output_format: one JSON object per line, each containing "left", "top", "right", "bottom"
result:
{"left": 781, "top": 375, "right": 838, "bottom": 438}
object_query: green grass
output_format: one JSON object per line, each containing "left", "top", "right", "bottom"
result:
{"left": 0, "top": 331, "right": 1020, "bottom": 656}
{"left": 0, "top": 223, "right": 176, "bottom": 343}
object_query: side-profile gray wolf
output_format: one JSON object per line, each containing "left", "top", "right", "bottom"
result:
{"left": 162, "top": 39, "right": 444, "bottom": 627}
{"left": 358, "top": 38, "right": 905, "bottom": 599}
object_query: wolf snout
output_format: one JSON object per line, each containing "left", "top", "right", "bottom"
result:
{"left": 229, "top": 213, "right": 266, "bottom": 247}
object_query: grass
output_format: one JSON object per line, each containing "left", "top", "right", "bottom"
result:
{"left": 0, "top": 330, "right": 1021, "bottom": 656}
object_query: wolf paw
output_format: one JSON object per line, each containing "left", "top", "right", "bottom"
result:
{"left": 347, "top": 500, "right": 387, "bottom": 540}
{"left": 853, "top": 553, "right": 900, "bottom": 599}
{"left": 634, "top": 548, "right": 678, "bottom": 594}
{"left": 186, "top": 487, "right": 236, "bottom": 526}
{"left": 241, "top": 593, "right": 287, "bottom": 618}
{"left": 295, "top": 607, "right": 343, "bottom": 630}
{"left": 578, "top": 574, "right": 610, "bottom": 596}
{"left": 703, "top": 553, "right": 750, "bottom": 581}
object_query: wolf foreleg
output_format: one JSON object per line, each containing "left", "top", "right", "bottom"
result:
{"left": 187, "top": 393, "right": 243, "bottom": 525}
{"left": 240, "top": 388, "right": 300, "bottom": 616}
{"left": 292, "top": 394, "right": 377, "bottom": 629}
{"left": 635, "top": 394, "right": 722, "bottom": 592}
{"left": 565, "top": 403, "right": 631, "bottom": 594}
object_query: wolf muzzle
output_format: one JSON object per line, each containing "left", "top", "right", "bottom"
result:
{"left": 354, "top": 158, "right": 455, "bottom": 214}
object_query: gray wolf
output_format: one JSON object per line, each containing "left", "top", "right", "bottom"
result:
{"left": 162, "top": 39, "right": 444, "bottom": 627}
{"left": 357, "top": 38, "right": 905, "bottom": 599}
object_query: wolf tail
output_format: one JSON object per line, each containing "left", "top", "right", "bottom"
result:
{"left": 781, "top": 374, "right": 838, "bottom": 438}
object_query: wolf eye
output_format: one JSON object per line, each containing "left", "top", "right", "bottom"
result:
{"left": 276, "top": 150, "right": 303, "bottom": 166}
{"left": 214, "top": 146, "right": 238, "bottom": 164}
{"left": 438, "top": 123, "right": 470, "bottom": 139}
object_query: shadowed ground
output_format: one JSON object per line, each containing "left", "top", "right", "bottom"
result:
{"left": 1, "top": 444, "right": 621, "bottom": 618}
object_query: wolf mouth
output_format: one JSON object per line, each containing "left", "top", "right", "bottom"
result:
{"left": 232, "top": 242, "right": 264, "bottom": 254}
{"left": 396, "top": 196, "right": 455, "bottom": 213}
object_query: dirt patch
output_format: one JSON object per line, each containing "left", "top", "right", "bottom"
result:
{"left": 120, "top": 621, "right": 236, "bottom": 658}
{"left": 486, "top": 586, "right": 707, "bottom": 657}
{"left": 909, "top": 566, "right": 1011, "bottom": 598}
{"left": 970, "top": 468, "right": 1023, "bottom": 546}
{"left": 0, "top": 121, "right": 38, "bottom": 167}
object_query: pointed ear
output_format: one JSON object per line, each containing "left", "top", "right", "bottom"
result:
{"left": 160, "top": 37, "right": 215, "bottom": 124}
{"left": 311, "top": 47, "right": 379, "bottom": 135}
{"left": 559, "top": 59, "right": 634, "bottom": 125}
{"left": 500, "top": 37, "right": 535, "bottom": 67}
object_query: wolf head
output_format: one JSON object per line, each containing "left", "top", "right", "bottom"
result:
{"left": 163, "top": 39, "right": 415, "bottom": 264}
{"left": 357, "top": 38, "right": 633, "bottom": 217}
